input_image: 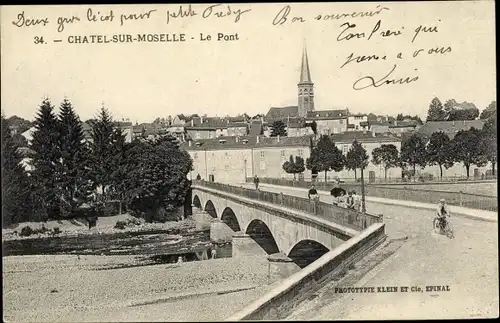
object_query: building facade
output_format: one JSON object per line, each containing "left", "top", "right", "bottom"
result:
{"left": 184, "top": 133, "right": 406, "bottom": 184}
{"left": 307, "top": 109, "right": 348, "bottom": 135}
{"left": 347, "top": 114, "right": 368, "bottom": 131}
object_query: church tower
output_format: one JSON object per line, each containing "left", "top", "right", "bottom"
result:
{"left": 298, "top": 45, "right": 314, "bottom": 118}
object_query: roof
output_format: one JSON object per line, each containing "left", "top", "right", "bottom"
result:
{"left": 182, "top": 133, "right": 401, "bottom": 151}
{"left": 265, "top": 106, "right": 299, "bottom": 120}
{"left": 306, "top": 109, "right": 348, "bottom": 120}
{"left": 389, "top": 120, "right": 418, "bottom": 128}
{"left": 369, "top": 121, "right": 390, "bottom": 126}
{"left": 227, "top": 122, "right": 248, "bottom": 128}
{"left": 17, "top": 147, "right": 35, "bottom": 157}
{"left": 182, "top": 135, "right": 313, "bottom": 151}
{"left": 299, "top": 46, "right": 313, "bottom": 84}
{"left": 188, "top": 117, "right": 231, "bottom": 129}
{"left": 82, "top": 122, "right": 91, "bottom": 132}
{"left": 417, "top": 120, "right": 485, "bottom": 138}
{"left": 327, "top": 132, "right": 402, "bottom": 143}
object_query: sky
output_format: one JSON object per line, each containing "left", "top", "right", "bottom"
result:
{"left": 1, "top": 1, "right": 496, "bottom": 123}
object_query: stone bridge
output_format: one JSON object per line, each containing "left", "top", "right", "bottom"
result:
{"left": 191, "top": 182, "right": 382, "bottom": 269}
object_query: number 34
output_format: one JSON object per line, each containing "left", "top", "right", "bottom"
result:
{"left": 34, "top": 36, "right": 45, "bottom": 44}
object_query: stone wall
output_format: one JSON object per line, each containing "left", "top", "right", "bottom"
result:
{"left": 225, "top": 222, "right": 386, "bottom": 321}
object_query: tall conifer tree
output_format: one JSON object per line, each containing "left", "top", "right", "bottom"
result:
{"left": 1, "top": 115, "right": 31, "bottom": 225}
{"left": 57, "top": 98, "right": 91, "bottom": 216}
{"left": 29, "top": 99, "right": 61, "bottom": 220}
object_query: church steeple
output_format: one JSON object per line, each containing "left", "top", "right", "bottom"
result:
{"left": 298, "top": 45, "right": 314, "bottom": 118}
{"left": 299, "top": 45, "right": 312, "bottom": 84}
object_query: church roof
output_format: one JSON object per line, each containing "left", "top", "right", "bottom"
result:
{"left": 265, "top": 106, "right": 299, "bottom": 120}
{"left": 299, "top": 46, "right": 313, "bottom": 84}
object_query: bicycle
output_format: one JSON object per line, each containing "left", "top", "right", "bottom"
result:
{"left": 433, "top": 215, "right": 454, "bottom": 239}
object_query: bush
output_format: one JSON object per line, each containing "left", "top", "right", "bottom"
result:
{"left": 52, "top": 227, "right": 61, "bottom": 235}
{"left": 114, "top": 221, "right": 127, "bottom": 230}
{"left": 20, "top": 226, "right": 34, "bottom": 237}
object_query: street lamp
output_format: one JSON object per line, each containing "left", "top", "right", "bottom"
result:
{"left": 244, "top": 159, "right": 247, "bottom": 182}
{"left": 361, "top": 166, "right": 366, "bottom": 213}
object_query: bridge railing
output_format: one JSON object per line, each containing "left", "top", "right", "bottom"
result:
{"left": 248, "top": 177, "right": 498, "bottom": 212}
{"left": 192, "top": 180, "right": 382, "bottom": 231}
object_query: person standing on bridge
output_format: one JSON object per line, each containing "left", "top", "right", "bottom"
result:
{"left": 308, "top": 185, "right": 319, "bottom": 201}
{"left": 351, "top": 190, "right": 361, "bottom": 211}
{"left": 254, "top": 175, "right": 260, "bottom": 191}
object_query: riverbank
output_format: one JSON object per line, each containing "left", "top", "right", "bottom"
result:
{"left": 3, "top": 254, "right": 272, "bottom": 322}
{"left": 2, "top": 213, "right": 192, "bottom": 241}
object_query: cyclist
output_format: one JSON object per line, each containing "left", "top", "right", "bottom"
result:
{"left": 436, "top": 198, "right": 451, "bottom": 229}
{"left": 308, "top": 185, "right": 319, "bottom": 201}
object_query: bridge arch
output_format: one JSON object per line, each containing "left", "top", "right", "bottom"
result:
{"left": 245, "top": 219, "right": 280, "bottom": 255}
{"left": 288, "top": 240, "right": 330, "bottom": 269}
{"left": 221, "top": 207, "right": 241, "bottom": 232}
{"left": 192, "top": 195, "right": 202, "bottom": 209}
{"left": 204, "top": 200, "right": 218, "bottom": 218}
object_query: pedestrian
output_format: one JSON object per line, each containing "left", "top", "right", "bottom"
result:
{"left": 211, "top": 248, "right": 217, "bottom": 259}
{"left": 254, "top": 175, "right": 260, "bottom": 190}
{"left": 308, "top": 185, "right": 319, "bottom": 201}
{"left": 346, "top": 191, "right": 354, "bottom": 209}
{"left": 338, "top": 190, "right": 347, "bottom": 208}
{"left": 351, "top": 190, "right": 361, "bottom": 211}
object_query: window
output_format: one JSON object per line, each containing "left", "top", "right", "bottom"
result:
{"left": 339, "top": 119, "right": 343, "bottom": 124}
{"left": 260, "top": 161, "right": 266, "bottom": 170}
{"left": 298, "top": 149, "right": 303, "bottom": 156}
{"left": 343, "top": 145, "right": 348, "bottom": 154}
{"left": 355, "top": 125, "right": 359, "bottom": 130}
{"left": 280, "top": 150, "right": 285, "bottom": 157}
{"left": 225, "top": 164, "right": 229, "bottom": 170}
{"left": 260, "top": 151, "right": 265, "bottom": 158}
{"left": 194, "top": 153, "right": 198, "bottom": 159}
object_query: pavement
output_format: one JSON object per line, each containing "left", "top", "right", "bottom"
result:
{"left": 241, "top": 183, "right": 499, "bottom": 320}
{"left": 252, "top": 183, "right": 497, "bottom": 222}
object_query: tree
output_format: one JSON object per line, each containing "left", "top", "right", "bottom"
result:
{"left": 425, "top": 132, "right": 454, "bottom": 179}
{"left": 307, "top": 120, "right": 317, "bottom": 135}
{"left": 482, "top": 115, "right": 497, "bottom": 176}
{"left": 282, "top": 155, "right": 305, "bottom": 180}
{"left": 121, "top": 135, "right": 193, "bottom": 222}
{"left": 426, "top": 97, "right": 445, "bottom": 121}
{"left": 306, "top": 135, "right": 344, "bottom": 182}
{"left": 400, "top": 134, "right": 427, "bottom": 181}
{"left": 1, "top": 115, "right": 32, "bottom": 225}
{"left": 444, "top": 99, "right": 480, "bottom": 121}
{"left": 480, "top": 101, "right": 496, "bottom": 120}
{"left": 294, "top": 156, "right": 305, "bottom": 176}
{"left": 7, "top": 115, "right": 33, "bottom": 134}
{"left": 372, "top": 144, "right": 400, "bottom": 181}
{"left": 451, "top": 127, "right": 487, "bottom": 179}
{"left": 56, "top": 99, "right": 92, "bottom": 217}
{"left": 396, "top": 113, "right": 404, "bottom": 121}
{"left": 282, "top": 156, "right": 294, "bottom": 178}
{"left": 367, "top": 113, "right": 378, "bottom": 122}
{"left": 270, "top": 120, "right": 287, "bottom": 137}
{"left": 29, "top": 99, "right": 61, "bottom": 220}
{"left": 345, "top": 139, "right": 368, "bottom": 180}
{"left": 88, "top": 107, "right": 126, "bottom": 200}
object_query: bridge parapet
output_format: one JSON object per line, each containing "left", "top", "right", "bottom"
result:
{"left": 192, "top": 180, "right": 382, "bottom": 232}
